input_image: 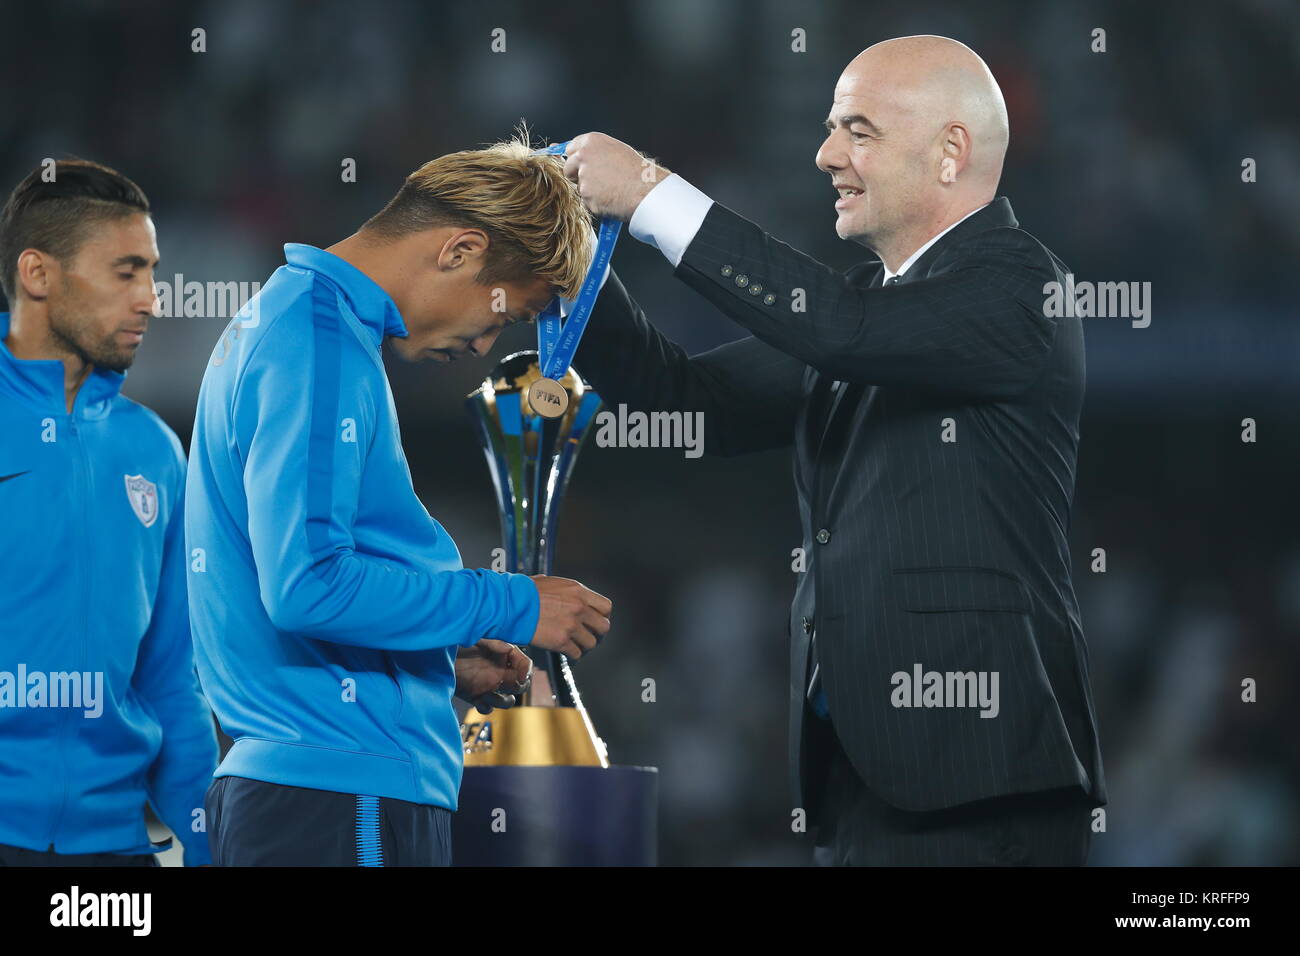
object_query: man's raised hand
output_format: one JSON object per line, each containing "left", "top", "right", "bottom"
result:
{"left": 562, "top": 132, "right": 672, "bottom": 221}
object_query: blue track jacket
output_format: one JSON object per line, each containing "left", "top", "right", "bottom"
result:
{"left": 0, "top": 313, "right": 217, "bottom": 863}
{"left": 185, "top": 244, "right": 540, "bottom": 811}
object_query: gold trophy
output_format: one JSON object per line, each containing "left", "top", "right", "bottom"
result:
{"left": 460, "top": 350, "right": 608, "bottom": 768}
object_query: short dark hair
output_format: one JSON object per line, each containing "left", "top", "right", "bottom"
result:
{"left": 0, "top": 158, "right": 150, "bottom": 303}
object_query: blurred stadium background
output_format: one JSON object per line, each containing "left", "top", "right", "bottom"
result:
{"left": 3, "top": 0, "right": 1297, "bottom": 865}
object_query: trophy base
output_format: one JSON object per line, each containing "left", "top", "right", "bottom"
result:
{"left": 454, "top": 765, "right": 658, "bottom": 865}
{"left": 461, "top": 705, "right": 605, "bottom": 766}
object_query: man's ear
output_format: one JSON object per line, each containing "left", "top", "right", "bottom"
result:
{"left": 939, "top": 122, "right": 971, "bottom": 184}
{"left": 16, "top": 249, "right": 53, "bottom": 300}
{"left": 438, "top": 228, "right": 490, "bottom": 272}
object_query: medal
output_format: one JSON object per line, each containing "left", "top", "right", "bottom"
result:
{"left": 527, "top": 376, "right": 569, "bottom": 418}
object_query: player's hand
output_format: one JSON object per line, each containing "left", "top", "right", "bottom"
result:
{"left": 527, "top": 575, "right": 612, "bottom": 659}
{"left": 562, "top": 133, "right": 672, "bottom": 221}
{"left": 454, "top": 639, "right": 533, "bottom": 714}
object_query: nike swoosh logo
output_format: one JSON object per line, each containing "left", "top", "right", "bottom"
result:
{"left": 0, "top": 471, "right": 30, "bottom": 484}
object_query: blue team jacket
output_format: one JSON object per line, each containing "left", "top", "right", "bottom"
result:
{"left": 185, "top": 243, "right": 540, "bottom": 811}
{"left": 0, "top": 313, "right": 217, "bottom": 863}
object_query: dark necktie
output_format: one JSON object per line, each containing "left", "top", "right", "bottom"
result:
{"left": 816, "top": 273, "right": 899, "bottom": 442}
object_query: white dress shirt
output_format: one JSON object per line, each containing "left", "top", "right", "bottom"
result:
{"left": 880, "top": 202, "right": 989, "bottom": 282}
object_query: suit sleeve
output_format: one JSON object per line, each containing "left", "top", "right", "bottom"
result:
{"left": 577, "top": 267, "right": 806, "bottom": 457}
{"left": 675, "top": 203, "right": 1062, "bottom": 399}
{"left": 233, "top": 303, "right": 539, "bottom": 649}
{"left": 132, "top": 447, "right": 218, "bottom": 867}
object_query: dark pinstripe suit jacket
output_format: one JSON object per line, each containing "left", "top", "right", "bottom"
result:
{"left": 579, "top": 196, "right": 1106, "bottom": 820}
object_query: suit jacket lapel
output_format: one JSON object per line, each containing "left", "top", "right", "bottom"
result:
{"left": 807, "top": 202, "right": 1017, "bottom": 500}
{"left": 812, "top": 268, "right": 883, "bottom": 460}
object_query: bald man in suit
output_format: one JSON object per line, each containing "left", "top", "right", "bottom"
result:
{"left": 565, "top": 35, "right": 1106, "bottom": 865}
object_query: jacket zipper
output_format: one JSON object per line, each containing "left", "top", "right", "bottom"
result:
{"left": 45, "top": 407, "right": 91, "bottom": 848}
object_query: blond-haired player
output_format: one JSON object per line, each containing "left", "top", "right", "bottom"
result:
{"left": 186, "top": 135, "right": 611, "bottom": 866}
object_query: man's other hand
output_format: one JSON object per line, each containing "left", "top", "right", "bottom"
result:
{"left": 455, "top": 639, "right": 533, "bottom": 714}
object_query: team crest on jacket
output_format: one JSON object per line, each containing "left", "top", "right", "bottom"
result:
{"left": 123, "top": 474, "right": 159, "bottom": 528}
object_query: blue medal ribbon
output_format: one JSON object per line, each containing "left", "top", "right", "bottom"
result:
{"left": 533, "top": 140, "right": 621, "bottom": 380}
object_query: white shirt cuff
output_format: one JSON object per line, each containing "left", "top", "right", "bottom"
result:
{"left": 629, "top": 173, "right": 713, "bottom": 268}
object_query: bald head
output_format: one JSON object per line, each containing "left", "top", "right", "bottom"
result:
{"left": 850, "top": 36, "right": 1009, "bottom": 183}
{"left": 816, "top": 35, "right": 1010, "bottom": 268}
